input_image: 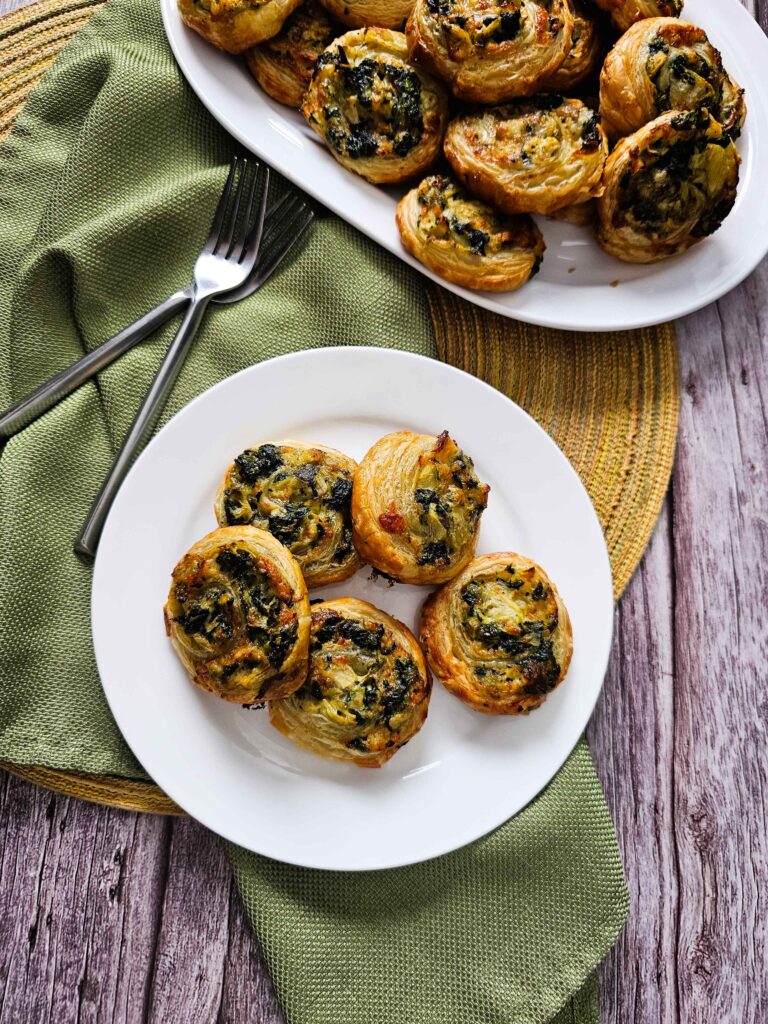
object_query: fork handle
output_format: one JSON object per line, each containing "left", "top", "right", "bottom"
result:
{"left": 0, "top": 290, "right": 191, "bottom": 440}
{"left": 75, "top": 295, "right": 212, "bottom": 559}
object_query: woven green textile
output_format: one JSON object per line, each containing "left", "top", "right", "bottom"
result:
{"left": 0, "top": 1, "right": 627, "bottom": 1021}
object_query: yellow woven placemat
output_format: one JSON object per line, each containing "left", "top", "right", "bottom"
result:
{"left": 0, "top": 0, "right": 679, "bottom": 816}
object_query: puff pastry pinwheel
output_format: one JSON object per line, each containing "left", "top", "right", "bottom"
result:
{"left": 177, "top": 0, "right": 303, "bottom": 53}
{"left": 396, "top": 174, "right": 544, "bottom": 291}
{"left": 319, "top": 0, "right": 414, "bottom": 31}
{"left": 596, "top": 108, "right": 740, "bottom": 264}
{"left": 543, "top": 1, "right": 603, "bottom": 92}
{"left": 405, "top": 0, "right": 574, "bottom": 103}
{"left": 214, "top": 441, "right": 361, "bottom": 588}
{"left": 599, "top": 18, "right": 745, "bottom": 141}
{"left": 352, "top": 430, "right": 490, "bottom": 585}
{"left": 164, "top": 526, "right": 311, "bottom": 704}
{"left": 246, "top": 0, "right": 338, "bottom": 107}
{"left": 302, "top": 28, "right": 448, "bottom": 184}
{"left": 444, "top": 96, "right": 608, "bottom": 215}
{"left": 591, "top": 0, "right": 682, "bottom": 34}
{"left": 269, "top": 598, "right": 432, "bottom": 767}
{"left": 420, "top": 552, "right": 572, "bottom": 715}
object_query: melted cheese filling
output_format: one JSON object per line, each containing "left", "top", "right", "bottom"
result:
{"left": 221, "top": 444, "right": 355, "bottom": 569}
{"left": 170, "top": 543, "right": 298, "bottom": 697}
{"left": 620, "top": 114, "right": 738, "bottom": 237}
{"left": 264, "top": 1, "right": 335, "bottom": 68}
{"left": 310, "top": 49, "right": 427, "bottom": 160}
{"left": 426, "top": 0, "right": 561, "bottom": 58}
{"left": 460, "top": 563, "right": 562, "bottom": 695}
{"left": 415, "top": 176, "right": 536, "bottom": 256}
{"left": 646, "top": 34, "right": 723, "bottom": 117}
{"left": 404, "top": 432, "right": 488, "bottom": 568}
{"left": 465, "top": 99, "right": 601, "bottom": 170}
{"left": 290, "top": 612, "right": 424, "bottom": 753}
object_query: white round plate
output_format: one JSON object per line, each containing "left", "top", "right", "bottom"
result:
{"left": 92, "top": 348, "right": 613, "bottom": 870}
{"left": 160, "top": 0, "right": 768, "bottom": 332}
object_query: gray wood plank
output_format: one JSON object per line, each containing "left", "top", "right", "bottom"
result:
{"left": 0, "top": 771, "right": 171, "bottom": 1024}
{"left": 670, "top": 265, "right": 768, "bottom": 1024}
{"left": 591, "top": 262, "right": 768, "bottom": 1023}
{"left": 588, "top": 505, "right": 679, "bottom": 1024}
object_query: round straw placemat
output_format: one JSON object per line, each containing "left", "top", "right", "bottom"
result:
{"left": 0, "top": 0, "right": 679, "bottom": 816}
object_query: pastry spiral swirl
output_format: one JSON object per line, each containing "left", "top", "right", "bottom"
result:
{"left": 420, "top": 552, "right": 573, "bottom": 715}
{"left": 543, "top": 1, "right": 602, "bottom": 92}
{"left": 599, "top": 18, "right": 745, "bottom": 141}
{"left": 444, "top": 96, "right": 608, "bottom": 215}
{"left": 269, "top": 598, "right": 432, "bottom": 767}
{"left": 596, "top": 108, "right": 740, "bottom": 264}
{"left": 352, "top": 430, "right": 489, "bottom": 584}
{"left": 302, "top": 28, "right": 449, "bottom": 184}
{"left": 592, "top": 0, "right": 682, "bottom": 34}
{"left": 406, "top": 0, "right": 574, "bottom": 103}
{"left": 396, "top": 174, "right": 545, "bottom": 291}
{"left": 214, "top": 441, "right": 361, "bottom": 588}
{"left": 246, "top": 0, "right": 338, "bottom": 107}
{"left": 177, "top": 0, "right": 303, "bottom": 53}
{"left": 164, "top": 526, "right": 311, "bottom": 703}
{"left": 319, "top": 0, "right": 414, "bottom": 30}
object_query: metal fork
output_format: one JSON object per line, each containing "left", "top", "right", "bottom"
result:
{"left": 75, "top": 155, "right": 270, "bottom": 558}
{"left": 0, "top": 188, "right": 313, "bottom": 440}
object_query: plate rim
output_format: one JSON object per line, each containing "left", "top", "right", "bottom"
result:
{"left": 160, "top": 0, "right": 768, "bottom": 333}
{"left": 91, "top": 346, "right": 615, "bottom": 870}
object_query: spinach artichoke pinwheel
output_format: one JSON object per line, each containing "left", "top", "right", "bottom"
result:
{"left": 177, "top": 0, "right": 303, "bottom": 53}
{"left": 591, "top": 0, "right": 682, "bottom": 34}
{"left": 352, "top": 430, "right": 489, "bottom": 585}
{"left": 420, "top": 552, "right": 573, "bottom": 715}
{"left": 444, "top": 96, "right": 608, "bottom": 216}
{"left": 396, "top": 174, "right": 544, "bottom": 291}
{"left": 246, "top": 0, "right": 339, "bottom": 108}
{"left": 164, "top": 526, "right": 311, "bottom": 704}
{"left": 215, "top": 441, "right": 361, "bottom": 588}
{"left": 596, "top": 108, "right": 740, "bottom": 264}
{"left": 270, "top": 598, "right": 432, "bottom": 767}
{"left": 302, "top": 28, "right": 449, "bottom": 184}
{"left": 406, "top": 0, "right": 574, "bottom": 103}
{"left": 599, "top": 18, "right": 745, "bottom": 141}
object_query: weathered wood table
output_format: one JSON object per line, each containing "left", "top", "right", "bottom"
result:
{"left": 1, "top": 1, "right": 766, "bottom": 1019}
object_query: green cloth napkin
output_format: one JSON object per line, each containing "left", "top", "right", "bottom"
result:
{"left": 0, "top": 1, "right": 627, "bottom": 1021}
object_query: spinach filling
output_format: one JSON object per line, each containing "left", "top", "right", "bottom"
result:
{"left": 426, "top": 0, "right": 527, "bottom": 49}
{"left": 173, "top": 544, "right": 297, "bottom": 682}
{"left": 221, "top": 445, "right": 356, "bottom": 570}
{"left": 619, "top": 113, "right": 738, "bottom": 239}
{"left": 408, "top": 436, "right": 488, "bottom": 568}
{"left": 293, "top": 613, "right": 424, "bottom": 750}
{"left": 646, "top": 35, "right": 721, "bottom": 123}
{"left": 314, "top": 50, "right": 425, "bottom": 160}
{"left": 460, "top": 568, "right": 562, "bottom": 696}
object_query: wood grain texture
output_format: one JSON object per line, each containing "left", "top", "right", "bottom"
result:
{"left": 0, "top": 0, "right": 767, "bottom": 1020}
{"left": 590, "top": 246, "right": 768, "bottom": 1024}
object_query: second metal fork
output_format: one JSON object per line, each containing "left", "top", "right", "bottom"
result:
{"left": 75, "top": 155, "right": 270, "bottom": 557}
